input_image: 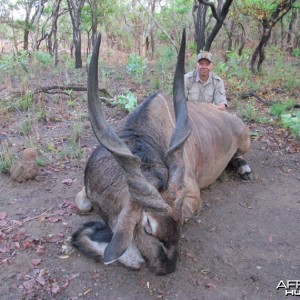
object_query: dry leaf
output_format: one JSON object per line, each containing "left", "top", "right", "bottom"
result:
{"left": 32, "top": 258, "right": 42, "bottom": 266}
{"left": 23, "top": 278, "right": 35, "bottom": 290}
{"left": 268, "top": 235, "right": 273, "bottom": 243}
{"left": 51, "top": 283, "right": 60, "bottom": 294}
{"left": 48, "top": 216, "right": 60, "bottom": 223}
{"left": 206, "top": 283, "right": 216, "bottom": 290}
{"left": 23, "top": 240, "right": 35, "bottom": 249}
{"left": 185, "top": 252, "right": 195, "bottom": 259}
{"left": 36, "top": 275, "right": 46, "bottom": 286}
{"left": 61, "top": 178, "right": 74, "bottom": 185}
{"left": 0, "top": 211, "right": 7, "bottom": 220}
{"left": 36, "top": 245, "right": 46, "bottom": 254}
{"left": 10, "top": 220, "right": 23, "bottom": 226}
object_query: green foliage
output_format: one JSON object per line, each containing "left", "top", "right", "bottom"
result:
{"left": 237, "top": 0, "right": 281, "bottom": 21}
{"left": 187, "top": 41, "right": 197, "bottom": 52}
{"left": 281, "top": 112, "right": 300, "bottom": 139}
{"left": 60, "top": 140, "right": 87, "bottom": 160}
{"left": 0, "top": 143, "right": 13, "bottom": 174}
{"left": 3, "top": 93, "right": 33, "bottom": 112}
{"left": 150, "top": 46, "right": 176, "bottom": 92}
{"left": 215, "top": 50, "right": 252, "bottom": 92}
{"left": 171, "top": 0, "right": 191, "bottom": 14}
{"left": 66, "top": 90, "right": 77, "bottom": 107}
{"left": 35, "top": 156, "right": 48, "bottom": 166}
{"left": 46, "top": 143, "right": 58, "bottom": 153}
{"left": 239, "top": 103, "right": 269, "bottom": 123}
{"left": 35, "top": 102, "right": 48, "bottom": 122}
{"left": 16, "top": 93, "right": 33, "bottom": 111}
{"left": 59, "top": 121, "right": 86, "bottom": 160}
{"left": 0, "top": 50, "right": 29, "bottom": 78}
{"left": 218, "top": 170, "right": 230, "bottom": 183}
{"left": 157, "top": 0, "right": 193, "bottom": 39}
{"left": 269, "top": 99, "right": 296, "bottom": 117}
{"left": 291, "top": 49, "right": 300, "bottom": 58}
{"left": 262, "top": 46, "right": 300, "bottom": 90}
{"left": 71, "top": 121, "right": 84, "bottom": 142}
{"left": 17, "top": 118, "right": 34, "bottom": 136}
{"left": 220, "top": 51, "right": 251, "bottom": 77}
{"left": 31, "top": 51, "right": 53, "bottom": 65}
{"left": 114, "top": 92, "right": 138, "bottom": 113}
{"left": 126, "top": 54, "right": 147, "bottom": 80}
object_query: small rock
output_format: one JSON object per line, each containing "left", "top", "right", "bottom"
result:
{"left": 21, "top": 148, "right": 38, "bottom": 161}
{"left": 10, "top": 148, "right": 39, "bottom": 182}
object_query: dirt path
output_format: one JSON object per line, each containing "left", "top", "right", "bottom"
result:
{"left": 1, "top": 130, "right": 299, "bottom": 300}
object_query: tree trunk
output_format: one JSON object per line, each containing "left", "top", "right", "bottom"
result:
{"left": 250, "top": 0, "right": 297, "bottom": 73}
{"left": 49, "top": 0, "right": 63, "bottom": 66}
{"left": 287, "top": 8, "right": 298, "bottom": 54}
{"left": 194, "top": 1, "right": 207, "bottom": 52}
{"left": 67, "top": 0, "right": 85, "bottom": 69}
{"left": 250, "top": 25, "right": 272, "bottom": 73}
{"left": 198, "top": 0, "right": 234, "bottom": 51}
{"left": 88, "top": 0, "right": 98, "bottom": 49}
{"left": 23, "top": 1, "right": 35, "bottom": 51}
{"left": 32, "top": 0, "right": 45, "bottom": 51}
{"left": 226, "top": 21, "right": 234, "bottom": 52}
{"left": 150, "top": 0, "right": 156, "bottom": 59}
{"left": 237, "top": 22, "right": 245, "bottom": 56}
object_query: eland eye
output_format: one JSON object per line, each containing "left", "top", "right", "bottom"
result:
{"left": 144, "top": 217, "right": 152, "bottom": 235}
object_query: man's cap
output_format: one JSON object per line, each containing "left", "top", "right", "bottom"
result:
{"left": 197, "top": 51, "right": 213, "bottom": 62}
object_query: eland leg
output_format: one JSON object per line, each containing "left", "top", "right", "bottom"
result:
{"left": 75, "top": 187, "right": 93, "bottom": 212}
{"left": 231, "top": 149, "right": 253, "bottom": 180}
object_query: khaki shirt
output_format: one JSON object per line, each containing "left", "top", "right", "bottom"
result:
{"left": 184, "top": 70, "right": 227, "bottom": 106}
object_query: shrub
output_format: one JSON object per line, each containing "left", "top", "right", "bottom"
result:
{"left": 281, "top": 112, "right": 300, "bottom": 139}
{"left": 114, "top": 92, "right": 138, "bottom": 113}
{"left": 32, "top": 51, "right": 53, "bottom": 65}
{"left": 269, "top": 99, "right": 296, "bottom": 117}
{"left": 126, "top": 54, "right": 147, "bottom": 80}
{"left": 0, "top": 143, "right": 13, "bottom": 174}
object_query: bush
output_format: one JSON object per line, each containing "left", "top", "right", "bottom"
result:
{"left": 32, "top": 51, "right": 53, "bottom": 65}
{"left": 114, "top": 92, "right": 138, "bottom": 113}
{"left": 269, "top": 99, "right": 296, "bottom": 117}
{"left": 0, "top": 144, "right": 13, "bottom": 174}
{"left": 281, "top": 112, "right": 300, "bottom": 139}
{"left": 126, "top": 54, "right": 147, "bottom": 80}
{"left": 0, "top": 50, "right": 29, "bottom": 78}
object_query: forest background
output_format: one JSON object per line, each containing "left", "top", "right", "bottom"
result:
{"left": 0, "top": 0, "right": 299, "bottom": 174}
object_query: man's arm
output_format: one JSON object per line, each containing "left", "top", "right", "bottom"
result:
{"left": 213, "top": 77, "right": 227, "bottom": 109}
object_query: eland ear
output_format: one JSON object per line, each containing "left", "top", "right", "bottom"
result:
{"left": 104, "top": 203, "right": 142, "bottom": 264}
{"left": 103, "top": 228, "right": 133, "bottom": 264}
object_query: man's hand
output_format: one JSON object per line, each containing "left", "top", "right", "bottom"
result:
{"left": 215, "top": 103, "right": 226, "bottom": 110}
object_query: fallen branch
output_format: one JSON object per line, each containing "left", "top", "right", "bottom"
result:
{"left": 239, "top": 92, "right": 272, "bottom": 106}
{"left": 239, "top": 91, "right": 300, "bottom": 108}
{"left": 2, "top": 85, "right": 116, "bottom": 105}
{"left": 33, "top": 85, "right": 112, "bottom": 98}
{"left": 0, "top": 206, "right": 54, "bottom": 233}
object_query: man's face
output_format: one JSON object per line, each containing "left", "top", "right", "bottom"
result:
{"left": 197, "top": 59, "right": 213, "bottom": 78}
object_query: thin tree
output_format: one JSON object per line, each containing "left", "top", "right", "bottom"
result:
{"left": 32, "top": 0, "right": 46, "bottom": 51}
{"left": 23, "top": 0, "right": 35, "bottom": 50}
{"left": 193, "top": 0, "right": 207, "bottom": 52}
{"left": 249, "top": 0, "right": 297, "bottom": 73}
{"left": 286, "top": 8, "right": 299, "bottom": 54}
{"left": 67, "top": 0, "right": 85, "bottom": 68}
{"left": 196, "top": 0, "right": 234, "bottom": 51}
{"left": 87, "top": 0, "right": 98, "bottom": 48}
